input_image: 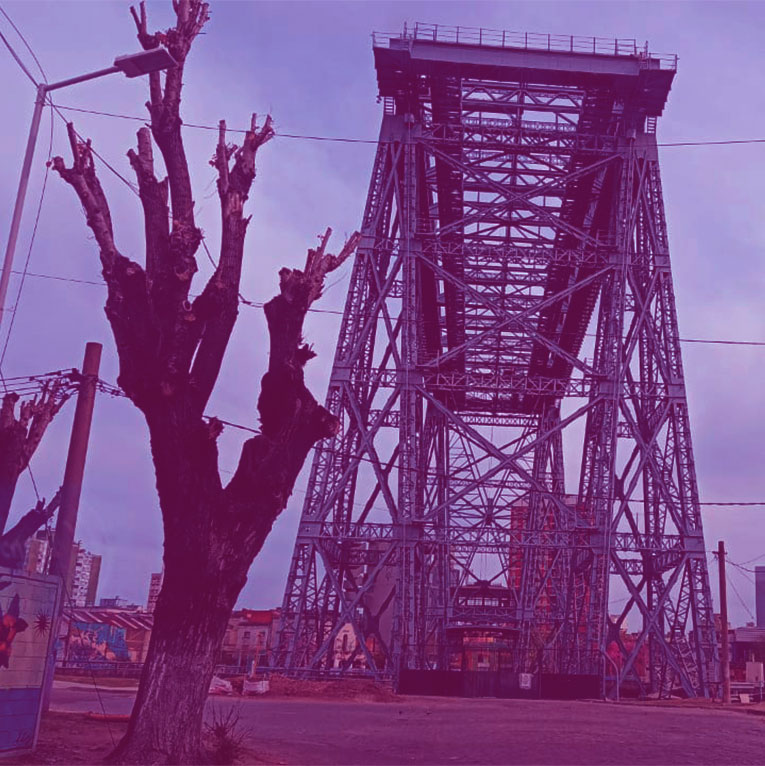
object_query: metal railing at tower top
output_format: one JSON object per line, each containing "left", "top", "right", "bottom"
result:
{"left": 372, "top": 22, "right": 678, "bottom": 71}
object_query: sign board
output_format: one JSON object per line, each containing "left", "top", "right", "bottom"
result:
{"left": 0, "top": 567, "right": 61, "bottom": 756}
{"left": 519, "top": 672, "right": 533, "bottom": 690}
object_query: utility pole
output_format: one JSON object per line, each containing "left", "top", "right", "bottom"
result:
{"left": 48, "top": 342, "right": 102, "bottom": 590}
{"left": 42, "top": 342, "right": 101, "bottom": 711}
{"left": 717, "top": 540, "right": 731, "bottom": 704}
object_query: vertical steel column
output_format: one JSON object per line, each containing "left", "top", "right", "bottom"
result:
{"left": 392, "top": 113, "right": 421, "bottom": 674}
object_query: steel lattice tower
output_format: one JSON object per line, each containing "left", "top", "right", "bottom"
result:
{"left": 275, "top": 24, "right": 719, "bottom": 698}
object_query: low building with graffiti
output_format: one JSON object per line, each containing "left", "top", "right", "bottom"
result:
{"left": 59, "top": 608, "right": 153, "bottom": 669}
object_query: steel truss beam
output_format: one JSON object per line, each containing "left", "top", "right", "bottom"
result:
{"left": 275, "top": 38, "right": 718, "bottom": 700}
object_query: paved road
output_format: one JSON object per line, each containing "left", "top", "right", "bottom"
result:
{"left": 51, "top": 682, "right": 765, "bottom": 764}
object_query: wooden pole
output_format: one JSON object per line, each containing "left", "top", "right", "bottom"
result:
{"left": 717, "top": 540, "right": 731, "bottom": 704}
{"left": 42, "top": 341, "right": 101, "bottom": 711}
{"left": 49, "top": 342, "right": 102, "bottom": 588}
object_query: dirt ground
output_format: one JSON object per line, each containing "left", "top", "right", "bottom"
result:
{"left": 11, "top": 680, "right": 765, "bottom": 765}
{"left": 6, "top": 713, "right": 129, "bottom": 765}
{"left": 9, "top": 678, "right": 394, "bottom": 765}
{"left": 6, "top": 712, "right": 272, "bottom": 765}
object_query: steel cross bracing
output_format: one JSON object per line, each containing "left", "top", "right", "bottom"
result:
{"left": 275, "top": 31, "right": 719, "bottom": 698}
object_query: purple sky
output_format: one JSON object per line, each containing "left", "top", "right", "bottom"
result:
{"left": 1, "top": 1, "right": 764, "bottom": 626}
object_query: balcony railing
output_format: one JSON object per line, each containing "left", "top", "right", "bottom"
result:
{"left": 373, "top": 22, "right": 678, "bottom": 71}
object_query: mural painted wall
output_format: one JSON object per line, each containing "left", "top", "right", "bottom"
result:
{"left": 0, "top": 567, "right": 60, "bottom": 755}
{"left": 68, "top": 621, "right": 129, "bottom": 663}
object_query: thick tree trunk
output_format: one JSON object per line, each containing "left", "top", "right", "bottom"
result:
{"left": 110, "top": 551, "right": 243, "bottom": 764}
{"left": 51, "top": 4, "right": 359, "bottom": 763}
{"left": 110, "top": 412, "right": 251, "bottom": 763}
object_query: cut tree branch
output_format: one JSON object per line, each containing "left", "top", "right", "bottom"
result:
{"left": 222, "top": 230, "right": 359, "bottom": 539}
{"left": 0, "top": 384, "right": 69, "bottom": 533}
{"left": 52, "top": 130, "right": 154, "bottom": 406}
{"left": 188, "top": 115, "right": 274, "bottom": 412}
{"left": 0, "top": 490, "right": 62, "bottom": 569}
{"left": 131, "top": 0, "right": 209, "bottom": 239}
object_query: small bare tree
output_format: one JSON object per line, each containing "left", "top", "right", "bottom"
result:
{"left": 53, "top": 1, "right": 357, "bottom": 762}
{"left": 0, "top": 383, "right": 68, "bottom": 534}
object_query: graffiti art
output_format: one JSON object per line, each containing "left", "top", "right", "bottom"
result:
{"left": 0, "top": 594, "right": 29, "bottom": 669}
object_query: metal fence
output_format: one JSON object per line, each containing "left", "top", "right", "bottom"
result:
{"left": 56, "top": 660, "right": 143, "bottom": 678}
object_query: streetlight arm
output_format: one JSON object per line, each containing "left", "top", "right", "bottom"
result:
{"left": 45, "top": 65, "right": 121, "bottom": 93}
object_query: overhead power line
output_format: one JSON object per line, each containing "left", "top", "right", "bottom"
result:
{"left": 6, "top": 5, "right": 765, "bottom": 514}
{"left": 92, "top": 375, "right": 765, "bottom": 510}
{"left": 727, "top": 572, "right": 756, "bottom": 622}
{"left": 50, "top": 104, "right": 765, "bottom": 149}
{"left": 6, "top": 10, "right": 765, "bottom": 151}
{"left": 6, "top": 6, "right": 765, "bottom": 351}
{"left": 0, "top": 24, "right": 35, "bottom": 84}
{"left": 0, "top": 4, "right": 47, "bottom": 84}
{"left": 13, "top": 266, "right": 765, "bottom": 349}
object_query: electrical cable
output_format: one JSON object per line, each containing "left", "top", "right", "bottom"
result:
{"left": 48, "top": 104, "right": 765, "bottom": 149}
{"left": 728, "top": 560, "right": 757, "bottom": 576}
{"left": 0, "top": 24, "right": 35, "bottom": 85}
{"left": 727, "top": 571, "right": 756, "bottom": 623}
{"left": 49, "top": 103, "right": 140, "bottom": 196}
{"left": 94, "top": 374, "right": 765, "bottom": 509}
{"left": 0, "top": 4, "right": 47, "bottom": 84}
{"left": 11, "top": 269, "right": 104, "bottom": 287}
{"left": 12, "top": 265, "right": 765, "bottom": 349}
{"left": 6, "top": 12, "right": 765, "bottom": 351}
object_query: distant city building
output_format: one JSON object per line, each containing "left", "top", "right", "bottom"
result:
{"left": 23, "top": 530, "right": 101, "bottom": 607}
{"left": 728, "top": 625, "right": 765, "bottom": 682}
{"left": 220, "top": 609, "right": 280, "bottom": 671}
{"left": 146, "top": 570, "right": 163, "bottom": 613}
{"left": 70, "top": 546, "right": 101, "bottom": 608}
{"left": 756, "top": 566, "right": 765, "bottom": 629}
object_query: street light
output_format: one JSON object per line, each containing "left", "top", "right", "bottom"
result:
{"left": 0, "top": 47, "right": 176, "bottom": 333}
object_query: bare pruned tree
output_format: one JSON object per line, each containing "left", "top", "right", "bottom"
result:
{"left": 0, "top": 382, "right": 69, "bottom": 534}
{"left": 52, "top": 1, "right": 358, "bottom": 762}
{"left": 0, "top": 490, "right": 62, "bottom": 569}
